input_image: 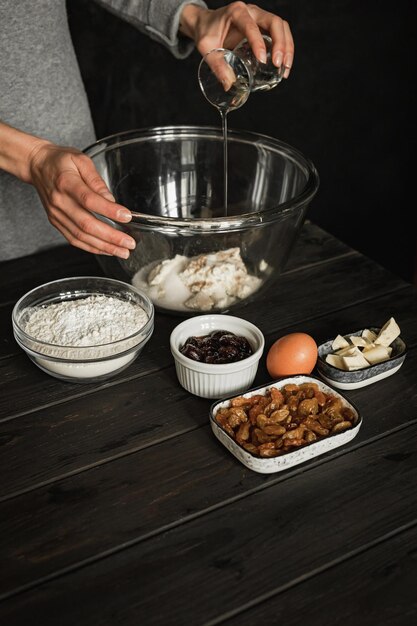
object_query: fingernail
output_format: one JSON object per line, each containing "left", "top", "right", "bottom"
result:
{"left": 274, "top": 51, "right": 283, "bottom": 68}
{"left": 221, "top": 66, "right": 237, "bottom": 92}
{"left": 117, "top": 209, "right": 132, "bottom": 222}
{"left": 119, "top": 249, "right": 130, "bottom": 259}
{"left": 102, "top": 191, "right": 116, "bottom": 202}
{"left": 259, "top": 49, "right": 267, "bottom": 64}
{"left": 283, "top": 54, "right": 293, "bottom": 78}
{"left": 123, "top": 237, "right": 136, "bottom": 250}
{"left": 221, "top": 78, "right": 230, "bottom": 92}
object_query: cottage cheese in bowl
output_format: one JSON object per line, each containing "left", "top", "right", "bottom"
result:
{"left": 132, "top": 247, "right": 263, "bottom": 312}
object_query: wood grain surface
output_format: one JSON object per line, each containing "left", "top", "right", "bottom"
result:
{"left": 0, "top": 222, "right": 415, "bottom": 625}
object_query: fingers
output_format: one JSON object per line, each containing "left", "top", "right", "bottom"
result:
{"left": 51, "top": 167, "right": 136, "bottom": 258}
{"left": 200, "top": 49, "right": 237, "bottom": 93}
{"left": 47, "top": 195, "right": 136, "bottom": 258}
{"left": 246, "top": 5, "right": 294, "bottom": 76}
{"left": 58, "top": 156, "right": 136, "bottom": 257}
{"left": 72, "top": 153, "right": 136, "bottom": 229}
{"left": 73, "top": 153, "right": 120, "bottom": 206}
{"left": 30, "top": 144, "right": 137, "bottom": 258}
{"left": 197, "top": 3, "right": 294, "bottom": 77}
{"left": 282, "top": 20, "right": 294, "bottom": 78}
{"left": 64, "top": 173, "right": 131, "bottom": 225}
{"left": 228, "top": 3, "right": 268, "bottom": 63}
{"left": 265, "top": 16, "right": 294, "bottom": 76}
{"left": 50, "top": 221, "right": 112, "bottom": 256}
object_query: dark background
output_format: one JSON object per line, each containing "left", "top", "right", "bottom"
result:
{"left": 68, "top": 0, "right": 416, "bottom": 283}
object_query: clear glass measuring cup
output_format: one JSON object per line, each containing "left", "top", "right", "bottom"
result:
{"left": 198, "top": 35, "right": 284, "bottom": 113}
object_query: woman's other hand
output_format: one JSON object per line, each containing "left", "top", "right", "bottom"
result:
{"left": 0, "top": 122, "right": 135, "bottom": 259}
{"left": 29, "top": 142, "right": 136, "bottom": 259}
{"left": 180, "top": 2, "right": 294, "bottom": 78}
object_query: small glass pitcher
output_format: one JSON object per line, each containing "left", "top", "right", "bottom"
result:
{"left": 198, "top": 35, "right": 284, "bottom": 113}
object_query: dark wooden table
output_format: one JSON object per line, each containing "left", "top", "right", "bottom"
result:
{"left": 1, "top": 221, "right": 416, "bottom": 625}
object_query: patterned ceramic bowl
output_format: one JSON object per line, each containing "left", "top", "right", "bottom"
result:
{"left": 316, "top": 327, "right": 407, "bottom": 390}
{"left": 210, "top": 375, "right": 361, "bottom": 474}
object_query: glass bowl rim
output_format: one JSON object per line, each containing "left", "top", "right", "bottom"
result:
{"left": 83, "top": 125, "right": 320, "bottom": 231}
{"left": 12, "top": 276, "right": 155, "bottom": 356}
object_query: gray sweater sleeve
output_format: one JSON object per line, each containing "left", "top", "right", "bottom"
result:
{"left": 93, "top": 0, "right": 208, "bottom": 59}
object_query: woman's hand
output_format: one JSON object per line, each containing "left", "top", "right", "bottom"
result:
{"left": 29, "top": 142, "right": 136, "bottom": 258}
{"left": 180, "top": 1, "right": 294, "bottom": 78}
{"left": 0, "top": 121, "right": 136, "bottom": 258}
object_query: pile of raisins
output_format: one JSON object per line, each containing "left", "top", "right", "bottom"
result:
{"left": 180, "top": 330, "right": 253, "bottom": 364}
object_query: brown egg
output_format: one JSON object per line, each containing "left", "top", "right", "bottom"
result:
{"left": 266, "top": 332, "right": 318, "bottom": 378}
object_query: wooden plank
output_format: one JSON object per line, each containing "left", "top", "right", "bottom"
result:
{"left": 0, "top": 342, "right": 415, "bottom": 597}
{"left": 282, "top": 220, "right": 355, "bottom": 272}
{"left": 1, "top": 423, "right": 416, "bottom": 623}
{"left": 0, "top": 287, "right": 416, "bottom": 500}
{"left": 0, "top": 253, "right": 409, "bottom": 417}
{"left": 224, "top": 522, "right": 417, "bottom": 626}
{"left": 0, "top": 246, "right": 101, "bottom": 307}
{"left": 0, "top": 370, "right": 210, "bottom": 499}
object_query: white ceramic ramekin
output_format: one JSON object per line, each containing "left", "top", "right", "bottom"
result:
{"left": 170, "top": 314, "right": 265, "bottom": 399}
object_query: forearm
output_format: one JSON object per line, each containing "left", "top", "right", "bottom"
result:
{"left": 93, "top": 0, "right": 207, "bottom": 58}
{"left": 0, "top": 121, "right": 50, "bottom": 184}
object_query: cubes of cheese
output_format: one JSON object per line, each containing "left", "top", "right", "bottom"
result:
{"left": 331, "top": 334, "right": 350, "bottom": 350}
{"left": 362, "top": 345, "right": 391, "bottom": 365}
{"left": 349, "top": 336, "right": 369, "bottom": 348}
{"left": 325, "top": 354, "right": 344, "bottom": 369}
{"left": 342, "top": 351, "right": 372, "bottom": 371}
{"left": 362, "top": 328, "right": 377, "bottom": 343}
{"left": 374, "top": 317, "right": 401, "bottom": 347}
{"left": 324, "top": 317, "right": 400, "bottom": 371}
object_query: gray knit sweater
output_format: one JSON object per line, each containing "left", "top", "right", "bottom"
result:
{"left": 0, "top": 0, "right": 206, "bottom": 260}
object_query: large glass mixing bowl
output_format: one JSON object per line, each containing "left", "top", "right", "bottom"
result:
{"left": 84, "top": 126, "right": 319, "bottom": 315}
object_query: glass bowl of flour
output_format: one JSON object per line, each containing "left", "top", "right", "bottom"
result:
{"left": 12, "top": 276, "right": 154, "bottom": 383}
{"left": 84, "top": 126, "right": 319, "bottom": 315}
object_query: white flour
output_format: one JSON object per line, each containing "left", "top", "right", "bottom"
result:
{"left": 23, "top": 295, "right": 148, "bottom": 347}
{"left": 21, "top": 295, "right": 150, "bottom": 379}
